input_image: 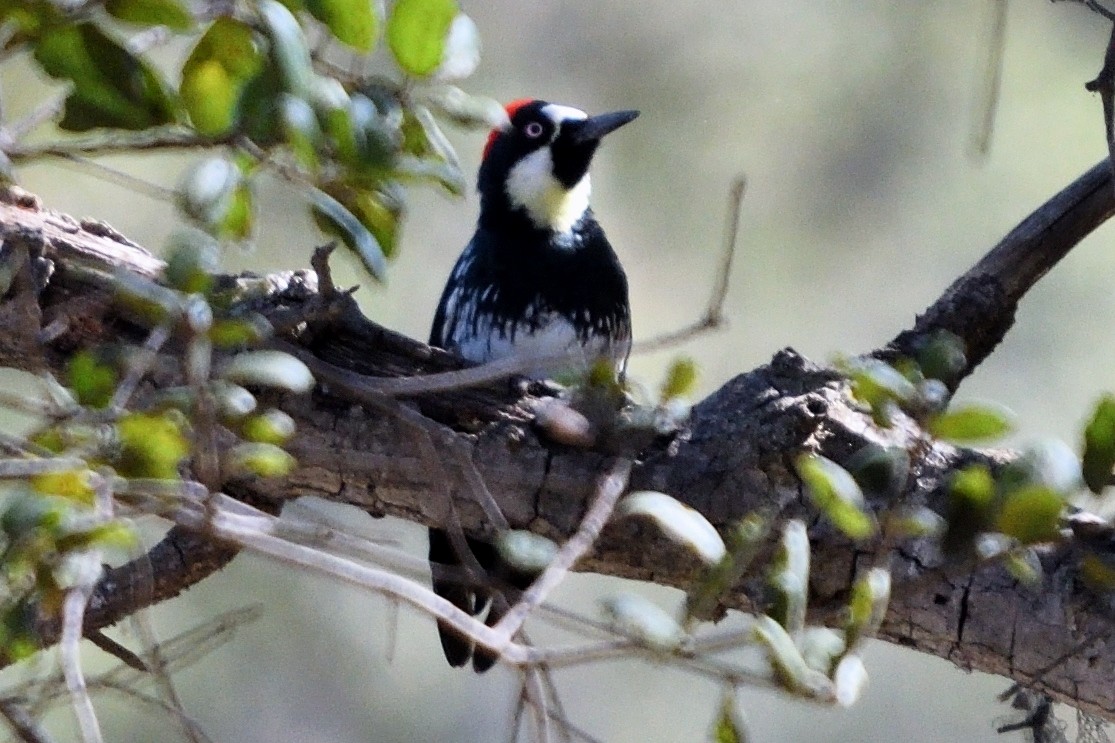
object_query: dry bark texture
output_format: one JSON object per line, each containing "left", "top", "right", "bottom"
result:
{"left": 1, "top": 162, "right": 1115, "bottom": 719}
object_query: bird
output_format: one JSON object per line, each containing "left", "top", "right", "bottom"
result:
{"left": 428, "top": 99, "right": 638, "bottom": 671}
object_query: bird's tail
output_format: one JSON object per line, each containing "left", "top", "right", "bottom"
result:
{"left": 428, "top": 529, "right": 504, "bottom": 671}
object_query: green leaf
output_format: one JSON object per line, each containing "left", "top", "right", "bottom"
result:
{"left": 752, "top": 615, "right": 834, "bottom": 700}
{"left": 181, "top": 18, "right": 264, "bottom": 135}
{"left": 844, "top": 568, "right": 890, "bottom": 650}
{"left": 0, "top": 0, "right": 63, "bottom": 37}
{"left": 178, "top": 156, "right": 239, "bottom": 224}
{"left": 434, "top": 13, "right": 479, "bottom": 80}
{"left": 892, "top": 505, "right": 945, "bottom": 539}
{"left": 713, "top": 693, "right": 749, "bottom": 743}
{"left": 33, "top": 23, "right": 179, "bottom": 131}
{"left": 113, "top": 269, "right": 184, "bottom": 325}
{"left": 104, "top": 0, "right": 194, "bottom": 31}
{"left": 227, "top": 442, "right": 296, "bottom": 478}
{"left": 212, "top": 382, "right": 258, "bottom": 420}
{"left": 1081, "top": 553, "right": 1115, "bottom": 590}
{"left": 833, "top": 655, "right": 868, "bottom": 707}
{"left": 795, "top": 454, "right": 875, "bottom": 540}
{"left": 943, "top": 464, "right": 995, "bottom": 555}
{"left": 685, "top": 513, "right": 768, "bottom": 625}
{"left": 67, "top": 351, "right": 117, "bottom": 409}
{"left": 241, "top": 409, "right": 296, "bottom": 445}
{"left": 1003, "top": 547, "right": 1042, "bottom": 585}
{"left": 619, "top": 491, "right": 726, "bottom": 565}
{"left": 309, "top": 188, "right": 389, "bottom": 280}
{"left": 116, "top": 412, "right": 189, "bottom": 479}
{"left": 599, "top": 594, "right": 684, "bottom": 652}
{"left": 258, "top": 0, "right": 314, "bottom": 98}
{"left": 386, "top": 0, "right": 458, "bottom": 76}
{"left": 164, "top": 232, "right": 218, "bottom": 294}
{"left": 1083, "top": 395, "right": 1115, "bottom": 494}
{"left": 845, "top": 444, "right": 909, "bottom": 496}
{"left": 495, "top": 530, "right": 557, "bottom": 574}
{"left": 995, "top": 485, "right": 1064, "bottom": 545}
{"left": 799, "top": 627, "right": 845, "bottom": 674}
{"left": 839, "top": 357, "right": 916, "bottom": 410}
{"left": 209, "top": 315, "right": 272, "bottom": 348}
{"left": 30, "top": 469, "right": 96, "bottom": 504}
{"left": 306, "top": 0, "right": 378, "bottom": 51}
{"left": 928, "top": 403, "right": 1014, "bottom": 442}
{"left": 659, "top": 357, "right": 698, "bottom": 402}
{"left": 177, "top": 156, "right": 254, "bottom": 239}
{"left": 279, "top": 94, "right": 322, "bottom": 170}
{"left": 420, "top": 86, "right": 506, "bottom": 128}
{"left": 236, "top": 64, "right": 285, "bottom": 145}
{"left": 951, "top": 464, "right": 996, "bottom": 508}
{"left": 767, "top": 520, "right": 809, "bottom": 634}
{"left": 220, "top": 350, "right": 315, "bottom": 392}
{"left": 916, "top": 330, "right": 967, "bottom": 384}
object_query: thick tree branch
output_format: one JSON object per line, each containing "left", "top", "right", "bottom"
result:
{"left": 0, "top": 159, "right": 1114, "bottom": 719}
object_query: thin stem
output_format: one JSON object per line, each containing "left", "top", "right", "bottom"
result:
{"left": 489, "top": 460, "right": 632, "bottom": 646}
{"left": 633, "top": 176, "right": 745, "bottom": 353}
{"left": 61, "top": 584, "right": 103, "bottom": 743}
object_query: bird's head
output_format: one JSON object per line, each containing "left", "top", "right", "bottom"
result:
{"left": 477, "top": 99, "right": 638, "bottom": 234}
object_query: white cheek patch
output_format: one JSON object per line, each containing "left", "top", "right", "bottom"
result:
{"left": 505, "top": 148, "right": 591, "bottom": 235}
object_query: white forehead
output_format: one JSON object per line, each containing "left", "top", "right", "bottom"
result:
{"left": 541, "top": 104, "right": 587, "bottom": 125}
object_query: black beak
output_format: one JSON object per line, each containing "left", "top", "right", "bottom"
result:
{"left": 569, "top": 110, "right": 640, "bottom": 144}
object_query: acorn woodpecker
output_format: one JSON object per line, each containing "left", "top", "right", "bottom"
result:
{"left": 428, "top": 99, "right": 638, "bottom": 671}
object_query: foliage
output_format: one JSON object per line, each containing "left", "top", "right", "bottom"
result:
{"left": 1, "top": 0, "right": 499, "bottom": 280}
{"left": 0, "top": 234, "right": 306, "bottom": 661}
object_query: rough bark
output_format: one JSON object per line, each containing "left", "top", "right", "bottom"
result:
{"left": 1, "top": 158, "right": 1115, "bottom": 720}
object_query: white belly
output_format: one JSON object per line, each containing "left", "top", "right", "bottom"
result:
{"left": 455, "top": 315, "right": 621, "bottom": 379}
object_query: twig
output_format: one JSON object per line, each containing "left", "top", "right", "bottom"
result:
{"left": 128, "top": 606, "right": 204, "bottom": 743}
{"left": 61, "top": 583, "right": 103, "bottom": 743}
{"left": 275, "top": 336, "right": 589, "bottom": 396}
{"left": 633, "top": 176, "right": 745, "bottom": 353}
{"left": 526, "top": 651, "right": 574, "bottom": 743}
{"left": 44, "top": 155, "right": 178, "bottom": 203}
{"left": 5, "top": 131, "right": 222, "bottom": 163}
{"left": 86, "top": 632, "right": 148, "bottom": 672}
{"left": 0, "top": 698, "right": 55, "bottom": 743}
{"left": 84, "top": 682, "right": 217, "bottom": 743}
{"left": 0, "top": 458, "right": 89, "bottom": 477}
{"left": 169, "top": 495, "right": 518, "bottom": 661}
{"left": 1086, "top": 21, "right": 1115, "bottom": 189}
{"left": 524, "top": 668, "right": 553, "bottom": 743}
{"left": 968, "top": 0, "right": 1007, "bottom": 160}
{"left": 488, "top": 459, "right": 632, "bottom": 648}
{"left": 109, "top": 324, "right": 171, "bottom": 413}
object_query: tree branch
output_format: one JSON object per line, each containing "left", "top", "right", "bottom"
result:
{"left": 1, "top": 160, "right": 1115, "bottom": 719}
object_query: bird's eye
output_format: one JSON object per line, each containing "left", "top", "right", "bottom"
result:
{"left": 523, "top": 122, "right": 544, "bottom": 138}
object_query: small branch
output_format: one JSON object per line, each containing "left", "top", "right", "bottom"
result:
{"left": 61, "top": 583, "right": 103, "bottom": 743}
{"left": 0, "top": 698, "right": 55, "bottom": 743}
{"left": 1086, "top": 21, "right": 1115, "bottom": 187}
{"left": 489, "top": 460, "right": 631, "bottom": 647}
{"left": 109, "top": 324, "right": 171, "bottom": 413}
{"left": 169, "top": 495, "right": 523, "bottom": 661}
{"left": 4, "top": 131, "right": 226, "bottom": 163}
{"left": 277, "top": 336, "right": 588, "bottom": 396}
{"left": 633, "top": 176, "right": 745, "bottom": 353}
{"left": 968, "top": 0, "right": 1007, "bottom": 160}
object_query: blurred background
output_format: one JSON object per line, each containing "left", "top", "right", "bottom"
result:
{"left": 2, "top": 0, "right": 1112, "bottom": 741}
